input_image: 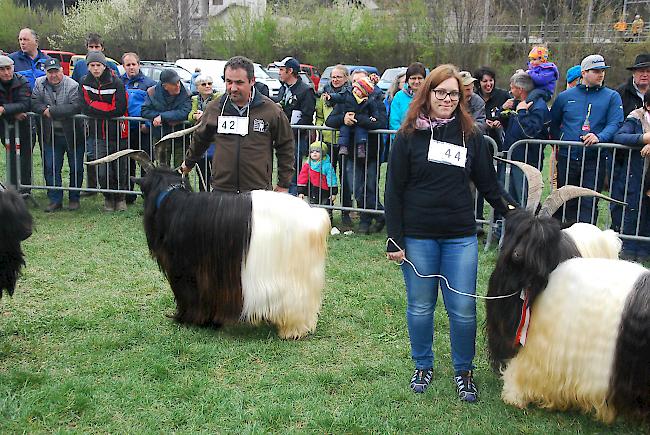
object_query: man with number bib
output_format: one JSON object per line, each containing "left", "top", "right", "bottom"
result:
{"left": 181, "top": 56, "right": 294, "bottom": 193}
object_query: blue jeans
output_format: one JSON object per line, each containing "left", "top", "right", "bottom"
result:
{"left": 555, "top": 154, "right": 607, "bottom": 224}
{"left": 610, "top": 154, "right": 650, "bottom": 255}
{"left": 401, "top": 235, "right": 478, "bottom": 374}
{"left": 338, "top": 125, "right": 369, "bottom": 147}
{"left": 42, "top": 134, "right": 85, "bottom": 204}
{"left": 345, "top": 155, "right": 384, "bottom": 225}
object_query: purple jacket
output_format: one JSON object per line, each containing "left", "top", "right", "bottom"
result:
{"left": 527, "top": 62, "right": 559, "bottom": 94}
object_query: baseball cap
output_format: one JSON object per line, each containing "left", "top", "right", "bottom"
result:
{"left": 0, "top": 55, "right": 15, "bottom": 67}
{"left": 459, "top": 71, "right": 477, "bottom": 86}
{"left": 45, "top": 58, "right": 61, "bottom": 71}
{"left": 581, "top": 54, "right": 610, "bottom": 72}
{"left": 566, "top": 65, "right": 581, "bottom": 84}
{"left": 160, "top": 69, "right": 181, "bottom": 84}
{"left": 273, "top": 57, "right": 300, "bottom": 71}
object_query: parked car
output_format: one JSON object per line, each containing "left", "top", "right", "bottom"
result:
{"left": 69, "top": 54, "right": 121, "bottom": 78}
{"left": 317, "top": 65, "right": 380, "bottom": 94}
{"left": 300, "top": 64, "right": 321, "bottom": 91}
{"left": 377, "top": 66, "right": 407, "bottom": 92}
{"left": 174, "top": 59, "right": 227, "bottom": 94}
{"left": 254, "top": 63, "right": 281, "bottom": 97}
{"left": 138, "top": 61, "right": 193, "bottom": 92}
{"left": 42, "top": 50, "right": 76, "bottom": 75}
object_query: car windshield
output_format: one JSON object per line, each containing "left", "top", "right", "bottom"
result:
{"left": 254, "top": 64, "right": 271, "bottom": 79}
{"left": 381, "top": 68, "right": 406, "bottom": 82}
{"left": 172, "top": 66, "right": 192, "bottom": 81}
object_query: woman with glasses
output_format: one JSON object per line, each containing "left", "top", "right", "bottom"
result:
{"left": 385, "top": 65, "right": 515, "bottom": 402}
{"left": 316, "top": 65, "right": 354, "bottom": 228}
{"left": 188, "top": 74, "right": 219, "bottom": 191}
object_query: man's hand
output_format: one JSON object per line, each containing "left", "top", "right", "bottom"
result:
{"left": 153, "top": 115, "right": 162, "bottom": 127}
{"left": 298, "top": 193, "right": 305, "bottom": 200}
{"left": 180, "top": 161, "right": 192, "bottom": 175}
{"left": 14, "top": 112, "right": 27, "bottom": 121}
{"left": 322, "top": 93, "right": 331, "bottom": 101}
{"left": 274, "top": 185, "right": 289, "bottom": 193}
{"left": 581, "top": 132, "right": 599, "bottom": 146}
{"left": 194, "top": 110, "right": 203, "bottom": 121}
{"left": 0, "top": 106, "right": 5, "bottom": 116}
{"left": 43, "top": 108, "right": 52, "bottom": 119}
{"left": 486, "top": 119, "right": 501, "bottom": 129}
{"left": 139, "top": 124, "right": 149, "bottom": 133}
{"left": 516, "top": 100, "right": 533, "bottom": 111}
{"left": 344, "top": 112, "right": 356, "bottom": 126}
{"left": 502, "top": 99, "right": 514, "bottom": 110}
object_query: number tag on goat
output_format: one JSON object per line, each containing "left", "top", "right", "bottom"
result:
{"left": 217, "top": 116, "right": 249, "bottom": 136}
{"left": 428, "top": 139, "right": 467, "bottom": 168}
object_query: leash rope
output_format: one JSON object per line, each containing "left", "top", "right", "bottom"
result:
{"left": 386, "top": 238, "right": 519, "bottom": 301}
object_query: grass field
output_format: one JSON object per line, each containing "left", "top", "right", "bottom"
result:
{"left": 0, "top": 188, "right": 646, "bottom": 434}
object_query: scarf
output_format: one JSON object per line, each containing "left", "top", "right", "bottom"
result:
{"left": 415, "top": 114, "right": 455, "bottom": 130}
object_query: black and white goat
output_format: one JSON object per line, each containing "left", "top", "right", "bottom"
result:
{"left": 487, "top": 160, "right": 650, "bottom": 423}
{"left": 0, "top": 183, "right": 32, "bottom": 297}
{"left": 88, "top": 149, "right": 330, "bottom": 339}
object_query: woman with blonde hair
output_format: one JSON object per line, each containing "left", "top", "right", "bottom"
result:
{"left": 385, "top": 64, "right": 515, "bottom": 402}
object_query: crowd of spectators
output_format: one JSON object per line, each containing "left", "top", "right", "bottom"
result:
{"left": 3, "top": 27, "right": 650, "bottom": 250}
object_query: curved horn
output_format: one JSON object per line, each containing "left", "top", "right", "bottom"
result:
{"left": 493, "top": 156, "right": 544, "bottom": 213}
{"left": 85, "top": 149, "right": 154, "bottom": 172}
{"left": 538, "top": 185, "right": 627, "bottom": 218}
{"left": 153, "top": 123, "right": 202, "bottom": 166}
{"left": 0, "top": 181, "right": 6, "bottom": 192}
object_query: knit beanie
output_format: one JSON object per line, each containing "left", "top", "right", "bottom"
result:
{"left": 528, "top": 46, "right": 549, "bottom": 62}
{"left": 309, "top": 141, "right": 328, "bottom": 155}
{"left": 86, "top": 51, "right": 107, "bottom": 66}
{"left": 353, "top": 77, "right": 375, "bottom": 99}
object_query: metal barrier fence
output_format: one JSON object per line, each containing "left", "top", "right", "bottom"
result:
{"left": 504, "top": 139, "right": 650, "bottom": 246}
{"left": 3, "top": 113, "right": 501, "bottom": 242}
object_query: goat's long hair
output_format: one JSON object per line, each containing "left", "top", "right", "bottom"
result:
{"left": 608, "top": 271, "right": 650, "bottom": 422}
{"left": 0, "top": 187, "right": 32, "bottom": 297}
{"left": 135, "top": 168, "right": 252, "bottom": 326}
{"left": 486, "top": 209, "right": 580, "bottom": 369}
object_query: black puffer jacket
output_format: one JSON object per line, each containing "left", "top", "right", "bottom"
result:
{"left": 0, "top": 73, "right": 31, "bottom": 138}
{"left": 79, "top": 68, "right": 127, "bottom": 143}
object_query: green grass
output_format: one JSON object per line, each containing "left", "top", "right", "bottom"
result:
{"left": 0, "top": 189, "right": 645, "bottom": 433}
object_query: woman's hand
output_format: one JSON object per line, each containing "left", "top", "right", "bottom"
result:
{"left": 386, "top": 250, "right": 405, "bottom": 263}
{"left": 641, "top": 144, "right": 650, "bottom": 157}
{"left": 194, "top": 110, "right": 203, "bottom": 121}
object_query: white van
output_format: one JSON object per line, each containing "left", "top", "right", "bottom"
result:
{"left": 175, "top": 59, "right": 227, "bottom": 94}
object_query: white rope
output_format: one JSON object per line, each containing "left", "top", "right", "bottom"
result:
{"left": 386, "top": 238, "right": 519, "bottom": 301}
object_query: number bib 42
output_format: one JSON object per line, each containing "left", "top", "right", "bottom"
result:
{"left": 427, "top": 139, "right": 467, "bottom": 168}
{"left": 217, "top": 116, "right": 249, "bottom": 136}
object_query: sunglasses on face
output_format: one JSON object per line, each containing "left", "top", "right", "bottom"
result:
{"left": 200, "top": 82, "right": 213, "bottom": 86}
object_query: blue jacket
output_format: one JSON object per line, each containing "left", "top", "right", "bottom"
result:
{"left": 613, "top": 108, "right": 648, "bottom": 148}
{"left": 501, "top": 94, "right": 550, "bottom": 168}
{"left": 389, "top": 87, "right": 413, "bottom": 131}
{"left": 121, "top": 72, "right": 156, "bottom": 127}
{"left": 141, "top": 81, "right": 192, "bottom": 140}
{"left": 550, "top": 84, "right": 624, "bottom": 160}
{"left": 72, "top": 58, "right": 120, "bottom": 83}
{"left": 8, "top": 49, "right": 50, "bottom": 89}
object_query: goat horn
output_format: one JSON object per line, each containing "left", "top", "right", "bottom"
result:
{"left": 0, "top": 181, "right": 5, "bottom": 192}
{"left": 85, "top": 149, "right": 154, "bottom": 172}
{"left": 538, "top": 185, "right": 627, "bottom": 218}
{"left": 493, "top": 156, "right": 543, "bottom": 213}
{"left": 152, "top": 123, "right": 202, "bottom": 166}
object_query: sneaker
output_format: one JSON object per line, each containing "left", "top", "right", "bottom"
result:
{"left": 356, "top": 143, "right": 366, "bottom": 159}
{"left": 68, "top": 201, "right": 80, "bottom": 211}
{"left": 103, "top": 199, "right": 115, "bottom": 212}
{"left": 339, "top": 145, "right": 349, "bottom": 156}
{"left": 454, "top": 370, "right": 478, "bottom": 402}
{"left": 410, "top": 368, "right": 433, "bottom": 394}
{"left": 115, "top": 200, "right": 127, "bottom": 212}
{"left": 44, "top": 202, "right": 62, "bottom": 213}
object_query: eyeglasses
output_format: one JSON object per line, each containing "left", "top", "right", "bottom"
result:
{"left": 432, "top": 89, "right": 461, "bottom": 101}
{"left": 200, "top": 82, "right": 213, "bottom": 86}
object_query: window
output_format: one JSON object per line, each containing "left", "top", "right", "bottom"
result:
{"left": 212, "top": 0, "right": 223, "bottom": 5}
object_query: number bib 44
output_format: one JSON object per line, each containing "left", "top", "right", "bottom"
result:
{"left": 218, "top": 116, "right": 249, "bottom": 136}
{"left": 427, "top": 139, "right": 467, "bottom": 168}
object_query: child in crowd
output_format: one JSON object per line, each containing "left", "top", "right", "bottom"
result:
{"left": 526, "top": 46, "right": 559, "bottom": 102}
{"left": 322, "top": 76, "right": 380, "bottom": 158}
{"left": 298, "top": 141, "right": 338, "bottom": 222}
